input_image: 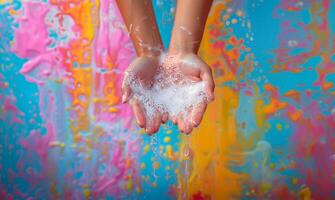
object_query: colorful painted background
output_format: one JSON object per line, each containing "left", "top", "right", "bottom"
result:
{"left": 1, "top": 0, "right": 335, "bottom": 199}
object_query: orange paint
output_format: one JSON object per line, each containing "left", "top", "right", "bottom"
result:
{"left": 284, "top": 90, "right": 300, "bottom": 103}
{"left": 287, "top": 109, "right": 303, "bottom": 121}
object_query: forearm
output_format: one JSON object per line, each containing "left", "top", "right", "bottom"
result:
{"left": 116, "top": 0, "right": 163, "bottom": 57}
{"left": 169, "top": 0, "right": 213, "bottom": 54}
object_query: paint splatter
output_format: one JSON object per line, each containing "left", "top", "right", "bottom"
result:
{"left": 0, "top": 0, "right": 334, "bottom": 199}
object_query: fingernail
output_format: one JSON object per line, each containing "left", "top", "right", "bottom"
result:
{"left": 191, "top": 120, "right": 199, "bottom": 128}
{"left": 191, "top": 120, "right": 198, "bottom": 127}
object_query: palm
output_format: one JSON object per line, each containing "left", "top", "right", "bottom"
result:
{"left": 124, "top": 56, "right": 158, "bottom": 87}
{"left": 122, "top": 56, "right": 163, "bottom": 134}
{"left": 161, "top": 53, "right": 214, "bottom": 134}
{"left": 122, "top": 53, "right": 214, "bottom": 135}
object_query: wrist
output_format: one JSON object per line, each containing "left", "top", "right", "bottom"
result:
{"left": 138, "top": 48, "right": 163, "bottom": 57}
{"left": 169, "top": 44, "right": 195, "bottom": 55}
{"left": 169, "top": 26, "right": 199, "bottom": 55}
{"left": 168, "top": 46, "right": 196, "bottom": 58}
{"left": 138, "top": 45, "right": 163, "bottom": 58}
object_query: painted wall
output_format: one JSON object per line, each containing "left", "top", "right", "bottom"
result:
{"left": 0, "top": 0, "right": 334, "bottom": 199}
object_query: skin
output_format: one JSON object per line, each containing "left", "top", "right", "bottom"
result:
{"left": 168, "top": 0, "right": 214, "bottom": 134}
{"left": 115, "top": 0, "right": 163, "bottom": 57}
{"left": 166, "top": 53, "right": 214, "bottom": 134}
{"left": 116, "top": 0, "right": 214, "bottom": 135}
{"left": 116, "top": 0, "right": 163, "bottom": 134}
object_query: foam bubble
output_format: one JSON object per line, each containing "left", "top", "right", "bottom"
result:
{"left": 127, "top": 54, "right": 209, "bottom": 121}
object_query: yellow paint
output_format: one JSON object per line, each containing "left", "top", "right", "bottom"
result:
{"left": 260, "top": 183, "right": 272, "bottom": 194}
{"left": 178, "top": 73, "right": 248, "bottom": 199}
{"left": 0, "top": 0, "right": 12, "bottom": 5}
{"left": 231, "top": 18, "right": 238, "bottom": 24}
{"left": 70, "top": 68, "right": 92, "bottom": 136}
{"left": 164, "top": 145, "right": 176, "bottom": 160}
{"left": 164, "top": 136, "right": 171, "bottom": 143}
{"left": 82, "top": 184, "right": 91, "bottom": 199}
{"left": 269, "top": 163, "right": 276, "bottom": 170}
{"left": 125, "top": 180, "right": 133, "bottom": 191}
{"left": 49, "top": 1, "right": 102, "bottom": 144}
{"left": 299, "top": 187, "right": 311, "bottom": 200}
{"left": 175, "top": 2, "right": 271, "bottom": 199}
{"left": 143, "top": 145, "right": 150, "bottom": 154}
{"left": 276, "top": 123, "right": 283, "bottom": 131}
{"left": 8, "top": 8, "right": 17, "bottom": 15}
{"left": 292, "top": 177, "right": 298, "bottom": 185}
{"left": 236, "top": 10, "right": 243, "bottom": 17}
{"left": 141, "top": 163, "right": 146, "bottom": 169}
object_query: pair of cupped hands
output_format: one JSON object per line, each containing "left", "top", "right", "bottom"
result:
{"left": 121, "top": 51, "right": 214, "bottom": 135}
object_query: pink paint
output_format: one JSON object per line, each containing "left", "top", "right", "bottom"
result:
{"left": 12, "top": 2, "right": 59, "bottom": 85}
{"left": 12, "top": 2, "right": 51, "bottom": 58}
{"left": 92, "top": 0, "right": 135, "bottom": 128}
{"left": 10, "top": 0, "right": 141, "bottom": 198}
{"left": 2, "top": 96, "right": 23, "bottom": 124}
{"left": 92, "top": 142, "right": 129, "bottom": 197}
{"left": 244, "top": 90, "right": 253, "bottom": 96}
{"left": 7, "top": 194, "right": 14, "bottom": 200}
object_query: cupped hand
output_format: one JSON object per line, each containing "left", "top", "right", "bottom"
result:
{"left": 122, "top": 56, "right": 167, "bottom": 134}
{"left": 122, "top": 53, "right": 215, "bottom": 135}
{"left": 163, "top": 52, "right": 215, "bottom": 134}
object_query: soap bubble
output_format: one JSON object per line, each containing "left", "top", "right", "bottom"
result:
{"left": 128, "top": 54, "right": 210, "bottom": 122}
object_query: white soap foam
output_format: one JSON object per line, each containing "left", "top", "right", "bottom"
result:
{"left": 127, "top": 55, "right": 209, "bottom": 120}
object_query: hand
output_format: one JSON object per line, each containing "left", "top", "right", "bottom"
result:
{"left": 122, "top": 56, "right": 167, "bottom": 134}
{"left": 163, "top": 52, "right": 215, "bottom": 134}
{"left": 122, "top": 53, "right": 214, "bottom": 135}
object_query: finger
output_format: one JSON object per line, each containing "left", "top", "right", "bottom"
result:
{"left": 145, "top": 111, "right": 160, "bottom": 135}
{"left": 162, "top": 112, "right": 169, "bottom": 124}
{"left": 177, "top": 115, "right": 185, "bottom": 133}
{"left": 121, "top": 75, "right": 132, "bottom": 103}
{"left": 153, "top": 111, "right": 162, "bottom": 133}
{"left": 190, "top": 103, "right": 207, "bottom": 127}
{"left": 171, "top": 115, "right": 177, "bottom": 125}
{"left": 183, "top": 121, "right": 192, "bottom": 134}
{"left": 130, "top": 99, "right": 146, "bottom": 128}
{"left": 200, "top": 68, "right": 215, "bottom": 102}
{"left": 184, "top": 108, "right": 193, "bottom": 134}
{"left": 145, "top": 117, "right": 154, "bottom": 135}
